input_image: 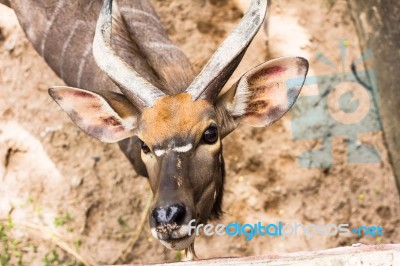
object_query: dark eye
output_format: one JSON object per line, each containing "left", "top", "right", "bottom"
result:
{"left": 202, "top": 125, "right": 218, "bottom": 144}
{"left": 139, "top": 139, "right": 151, "bottom": 154}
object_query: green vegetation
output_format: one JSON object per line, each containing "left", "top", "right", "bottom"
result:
{"left": 0, "top": 217, "right": 23, "bottom": 266}
{"left": 0, "top": 215, "right": 86, "bottom": 266}
{"left": 54, "top": 213, "right": 74, "bottom": 227}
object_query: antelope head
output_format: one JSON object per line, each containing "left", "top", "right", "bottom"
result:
{"left": 48, "top": 0, "right": 308, "bottom": 251}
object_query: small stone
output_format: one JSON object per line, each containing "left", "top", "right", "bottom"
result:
{"left": 4, "top": 35, "right": 16, "bottom": 51}
{"left": 71, "top": 176, "right": 83, "bottom": 188}
{"left": 91, "top": 156, "right": 100, "bottom": 162}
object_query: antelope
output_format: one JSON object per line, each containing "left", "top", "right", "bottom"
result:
{"left": 6, "top": 0, "right": 308, "bottom": 253}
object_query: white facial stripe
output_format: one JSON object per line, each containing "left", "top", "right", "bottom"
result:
{"left": 153, "top": 144, "right": 193, "bottom": 157}
{"left": 154, "top": 149, "right": 166, "bottom": 157}
{"left": 173, "top": 144, "right": 193, "bottom": 153}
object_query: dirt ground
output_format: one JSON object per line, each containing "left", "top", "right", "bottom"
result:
{"left": 0, "top": 0, "right": 399, "bottom": 265}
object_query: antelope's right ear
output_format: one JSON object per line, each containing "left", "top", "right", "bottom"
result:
{"left": 48, "top": 86, "right": 138, "bottom": 143}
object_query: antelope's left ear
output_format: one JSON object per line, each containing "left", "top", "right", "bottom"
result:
{"left": 216, "top": 57, "right": 308, "bottom": 136}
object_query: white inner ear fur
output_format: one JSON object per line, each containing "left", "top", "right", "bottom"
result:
{"left": 231, "top": 77, "right": 251, "bottom": 117}
{"left": 50, "top": 86, "right": 137, "bottom": 143}
{"left": 228, "top": 56, "right": 308, "bottom": 120}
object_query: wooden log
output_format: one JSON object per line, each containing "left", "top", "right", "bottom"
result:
{"left": 348, "top": 0, "right": 400, "bottom": 193}
{"left": 112, "top": 244, "right": 400, "bottom": 265}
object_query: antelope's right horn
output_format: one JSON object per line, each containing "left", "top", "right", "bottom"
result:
{"left": 93, "top": 0, "right": 166, "bottom": 110}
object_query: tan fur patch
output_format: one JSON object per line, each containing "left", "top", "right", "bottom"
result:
{"left": 139, "top": 93, "right": 214, "bottom": 146}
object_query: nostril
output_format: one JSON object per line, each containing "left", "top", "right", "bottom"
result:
{"left": 152, "top": 207, "right": 166, "bottom": 227}
{"left": 169, "top": 204, "right": 186, "bottom": 225}
{"left": 152, "top": 204, "right": 187, "bottom": 227}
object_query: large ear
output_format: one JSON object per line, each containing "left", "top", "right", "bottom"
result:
{"left": 48, "top": 86, "right": 139, "bottom": 143}
{"left": 216, "top": 57, "right": 308, "bottom": 136}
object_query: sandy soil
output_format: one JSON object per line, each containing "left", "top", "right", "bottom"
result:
{"left": 0, "top": 0, "right": 399, "bottom": 265}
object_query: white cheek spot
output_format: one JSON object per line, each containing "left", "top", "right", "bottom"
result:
{"left": 177, "top": 157, "right": 182, "bottom": 169}
{"left": 174, "top": 175, "right": 183, "bottom": 187}
{"left": 214, "top": 190, "right": 217, "bottom": 200}
{"left": 173, "top": 143, "right": 193, "bottom": 153}
{"left": 154, "top": 149, "right": 166, "bottom": 157}
{"left": 151, "top": 228, "right": 158, "bottom": 239}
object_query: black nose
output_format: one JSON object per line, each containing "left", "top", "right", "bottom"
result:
{"left": 152, "top": 204, "right": 186, "bottom": 226}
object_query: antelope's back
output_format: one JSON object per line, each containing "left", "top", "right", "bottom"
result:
{"left": 11, "top": 0, "right": 116, "bottom": 92}
{"left": 10, "top": 0, "right": 194, "bottom": 95}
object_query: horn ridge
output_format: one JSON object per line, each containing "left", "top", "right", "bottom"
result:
{"left": 93, "top": 0, "right": 165, "bottom": 110}
{"left": 185, "top": 0, "right": 268, "bottom": 101}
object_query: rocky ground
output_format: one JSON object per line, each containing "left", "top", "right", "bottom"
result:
{"left": 0, "top": 0, "right": 399, "bottom": 265}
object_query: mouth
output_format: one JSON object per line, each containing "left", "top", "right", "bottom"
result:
{"left": 151, "top": 224, "right": 195, "bottom": 250}
{"left": 159, "top": 233, "right": 195, "bottom": 250}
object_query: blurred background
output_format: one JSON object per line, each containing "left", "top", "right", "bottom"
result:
{"left": 0, "top": 0, "right": 399, "bottom": 265}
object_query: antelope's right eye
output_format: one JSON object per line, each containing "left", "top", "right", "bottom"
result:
{"left": 139, "top": 139, "right": 151, "bottom": 154}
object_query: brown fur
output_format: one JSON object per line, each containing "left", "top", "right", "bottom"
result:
{"left": 139, "top": 93, "right": 214, "bottom": 146}
{"left": 12, "top": 0, "right": 309, "bottom": 254}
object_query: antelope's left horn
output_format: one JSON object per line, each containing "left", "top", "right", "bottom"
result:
{"left": 185, "top": 0, "right": 268, "bottom": 101}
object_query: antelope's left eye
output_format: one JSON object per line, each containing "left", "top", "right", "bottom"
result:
{"left": 139, "top": 139, "right": 151, "bottom": 154}
{"left": 202, "top": 125, "right": 218, "bottom": 144}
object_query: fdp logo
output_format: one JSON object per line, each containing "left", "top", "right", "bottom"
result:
{"left": 288, "top": 39, "right": 381, "bottom": 168}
